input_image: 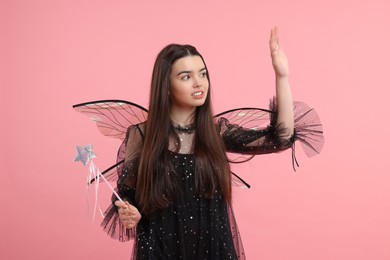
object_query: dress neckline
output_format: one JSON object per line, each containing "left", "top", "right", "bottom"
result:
{"left": 171, "top": 121, "right": 195, "bottom": 134}
{"left": 168, "top": 150, "right": 195, "bottom": 156}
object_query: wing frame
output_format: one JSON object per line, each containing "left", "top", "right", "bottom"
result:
{"left": 73, "top": 99, "right": 148, "bottom": 141}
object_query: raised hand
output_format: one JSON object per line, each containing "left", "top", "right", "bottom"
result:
{"left": 115, "top": 200, "right": 142, "bottom": 229}
{"left": 269, "top": 27, "right": 289, "bottom": 78}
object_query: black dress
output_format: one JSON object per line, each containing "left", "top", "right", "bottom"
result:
{"left": 100, "top": 100, "right": 324, "bottom": 259}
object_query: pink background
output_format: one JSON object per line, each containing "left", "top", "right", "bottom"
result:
{"left": 2, "top": 0, "right": 390, "bottom": 259}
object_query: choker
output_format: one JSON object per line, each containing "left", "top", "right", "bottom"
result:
{"left": 171, "top": 121, "right": 195, "bottom": 133}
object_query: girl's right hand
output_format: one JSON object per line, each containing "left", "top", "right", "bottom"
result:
{"left": 269, "top": 26, "right": 289, "bottom": 78}
{"left": 115, "top": 200, "right": 142, "bottom": 229}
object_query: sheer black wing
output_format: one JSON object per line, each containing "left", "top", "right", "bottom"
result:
{"left": 214, "top": 107, "right": 273, "bottom": 130}
{"left": 214, "top": 107, "right": 273, "bottom": 164}
{"left": 73, "top": 100, "right": 148, "bottom": 183}
{"left": 214, "top": 107, "right": 273, "bottom": 188}
{"left": 231, "top": 171, "right": 251, "bottom": 188}
{"left": 214, "top": 102, "right": 324, "bottom": 187}
{"left": 214, "top": 102, "right": 324, "bottom": 158}
{"left": 73, "top": 100, "right": 148, "bottom": 141}
{"left": 74, "top": 100, "right": 323, "bottom": 187}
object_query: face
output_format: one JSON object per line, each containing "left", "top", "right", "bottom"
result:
{"left": 169, "top": 55, "right": 209, "bottom": 111}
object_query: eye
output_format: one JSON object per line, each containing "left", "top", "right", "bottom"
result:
{"left": 200, "top": 72, "right": 207, "bottom": 78}
{"left": 181, "top": 75, "right": 190, "bottom": 80}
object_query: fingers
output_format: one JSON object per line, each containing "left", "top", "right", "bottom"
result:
{"left": 118, "top": 207, "right": 135, "bottom": 228}
{"left": 115, "top": 200, "right": 134, "bottom": 212}
{"left": 270, "top": 26, "right": 279, "bottom": 42}
{"left": 124, "top": 201, "right": 133, "bottom": 209}
{"left": 114, "top": 200, "right": 125, "bottom": 208}
{"left": 118, "top": 206, "right": 131, "bottom": 215}
{"left": 115, "top": 200, "right": 141, "bottom": 229}
{"left": 269, "top": 26, "right": 280, "bottom": 56}
{"left": 123, "top": 211, "right": 141, "bottom": 229}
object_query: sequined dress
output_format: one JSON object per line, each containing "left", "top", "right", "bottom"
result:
{"left": 100, "top": 101, "right": 324, "bottom": 259}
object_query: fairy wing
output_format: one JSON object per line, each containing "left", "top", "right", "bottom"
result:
{"left": 73, "top": 100, "right": 148, "bottom": 182}
{"left": 214, "top": 101, "right": 324, "bottom": 186}
{"left": 214, "top": 107, "right": 273, "bottom": 129}
{"left": 73, "top": 100, "right": 148, "bottom": 141}
{"left": 73, "top": 100, "right": 253, "bottom": 187}
{"left": 214, "top": 107, "right": 273, "bottom": 164}
{"left": 214, "top": 102, "right": 324, "bottom": 159}
{"left": 213, "top": 107, "right": 273, "bottom": 188}
{"left": 74, "top": 100, "right": 323, "bottom": 187}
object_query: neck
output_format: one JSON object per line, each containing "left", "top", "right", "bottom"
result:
{"left": 170, "top": 106, "right": 196, "bottom": 125}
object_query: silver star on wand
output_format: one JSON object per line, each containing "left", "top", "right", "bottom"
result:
{"left": 74, "top": 144, "right": 97, "bottom": 166}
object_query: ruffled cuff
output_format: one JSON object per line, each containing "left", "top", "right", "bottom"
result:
{"left": 270, "top": 96, "right": 324, "bottom": 153}
{"left": 282, "top": 100, "right": 325, "bottom": 170}
{"left": 100, "top": 203, "right": 136, "bottom": 242}
{"left": 290, "top": 101, "right": 324, "bottom": 157}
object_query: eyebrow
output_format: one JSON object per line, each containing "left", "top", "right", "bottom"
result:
{"left": 176, "top": 67, "right": 207, "bottom": 76}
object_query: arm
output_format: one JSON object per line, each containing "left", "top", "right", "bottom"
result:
{"left": 270, "top": 27, "right": 294, "bottom": 139}
{"left": 116, "top": 125, "right": 142, "bottom": 229}
{"left": 100, "top": 125, "right": 143, "bottom": 240}
{"left": 219, "top": 28, "right": 324, "bottom": 162}
{"left": 219, "top": 28, "right": 295, "bottom": 155}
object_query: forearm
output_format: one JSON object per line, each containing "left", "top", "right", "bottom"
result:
{"left": 275, "top": 75, "right": 294, "bottom": 138}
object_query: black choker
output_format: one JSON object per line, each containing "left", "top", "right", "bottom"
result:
{"left": 171, "top": 121, "right": 195, "bottom": 133}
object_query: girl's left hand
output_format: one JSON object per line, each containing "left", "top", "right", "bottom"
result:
{"left": 269, "top": 27, "right": 289, "bottom": 77}
{"left": 115, "top": 200, "right": 141, "bottom": 229}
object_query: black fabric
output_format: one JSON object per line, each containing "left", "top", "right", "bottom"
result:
{"left": 98, "top": 100, "right": 324, "bottom": 259}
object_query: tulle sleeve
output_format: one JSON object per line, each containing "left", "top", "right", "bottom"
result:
{"left": 100, "top": 124, "right": 144, "bottom": 242}
{"left": 219, "top": 98, "right": 324, "bottom": 167}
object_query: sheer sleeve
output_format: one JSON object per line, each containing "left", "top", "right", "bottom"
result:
{"left": 219, "top": 98, "right": 324, "bottom": 165}
{"left": 100, "top": 124, "right": 144, "bottom": 242}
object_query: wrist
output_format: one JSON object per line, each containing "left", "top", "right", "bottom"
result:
{"left": 275, "top": 74, "right": 289, "bottom": 82}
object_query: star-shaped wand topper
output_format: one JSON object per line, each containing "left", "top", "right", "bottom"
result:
{"left": 73, "top": 144, "right": 123, "bottom": 222}
{"left": 74, "top": 144, "right": 97, "bottom": 166}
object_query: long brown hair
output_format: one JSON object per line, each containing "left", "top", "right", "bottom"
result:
{"left": 136, "top": 44, "right": 231, "bottom": 216}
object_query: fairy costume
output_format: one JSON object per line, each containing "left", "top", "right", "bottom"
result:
{"left": 73, "top": 98, "right": 323, "bottom": 259}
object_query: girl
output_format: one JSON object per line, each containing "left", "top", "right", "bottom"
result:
{"left": 102, "top": 27, "right": 303, "bottom": 259}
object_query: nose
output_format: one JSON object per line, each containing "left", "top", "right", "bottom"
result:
{"left": 193, "top": 76, "right": 202, "bottom": 88}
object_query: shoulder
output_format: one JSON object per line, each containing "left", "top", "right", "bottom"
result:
{"left": 126, "top": 122, "right": 146, "bottom": 144}
{"left": 127, "top": 122, "right": 146, "bottom": 135}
